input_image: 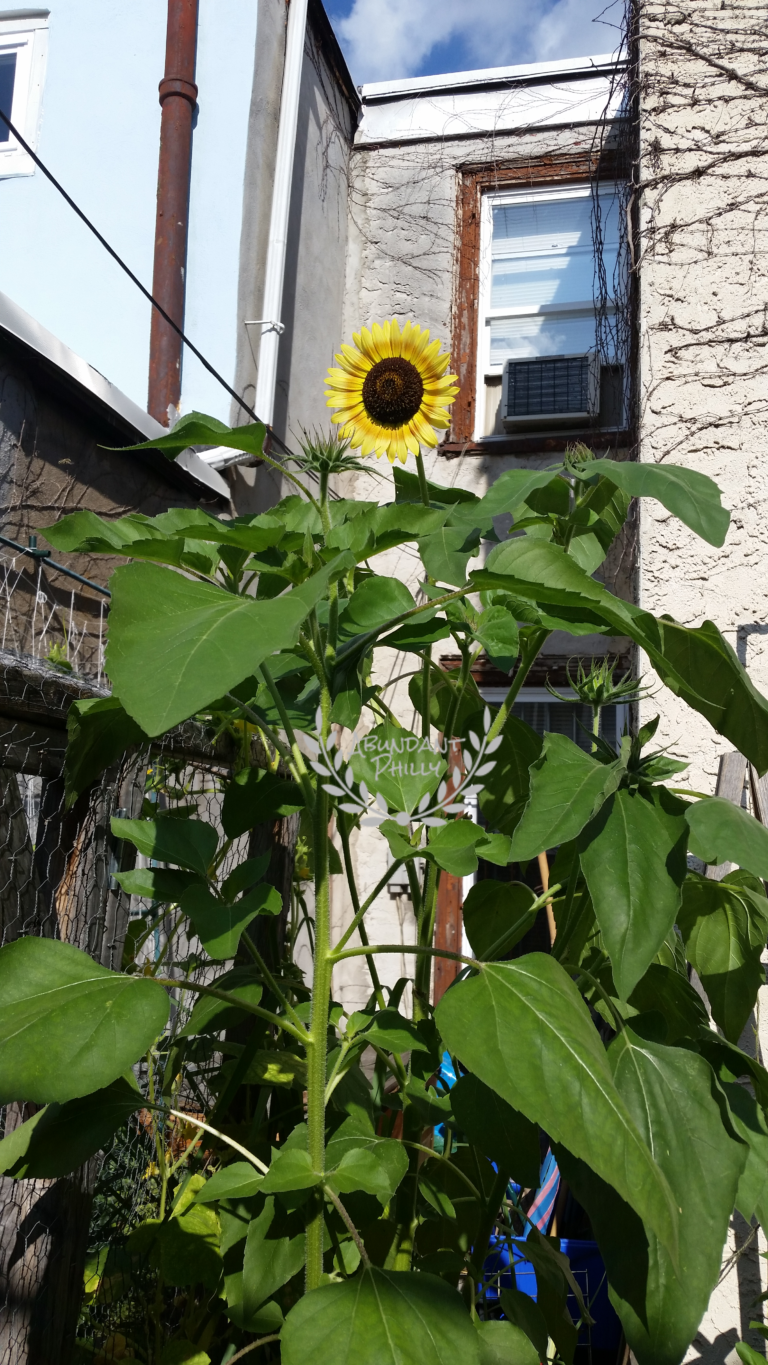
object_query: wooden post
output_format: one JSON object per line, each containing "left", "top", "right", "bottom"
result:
{"left": 433, "top": 739, "right": 464, "bottom": 1004}
{"left": 433, "top": 870, "right": 464, "bottom": 1003}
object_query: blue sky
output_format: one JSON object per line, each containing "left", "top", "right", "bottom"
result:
{"left": 327, "top": 0, "right": 623, "bottom": 86}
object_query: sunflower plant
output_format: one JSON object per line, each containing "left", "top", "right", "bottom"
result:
{"left": 3, "top": 323, "right": 768, "bottom": 1365}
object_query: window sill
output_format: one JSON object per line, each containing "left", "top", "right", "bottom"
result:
{"left": 438, "top": 428, "right": 633, "bottom": 458}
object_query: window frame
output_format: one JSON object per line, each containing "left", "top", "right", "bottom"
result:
{"left": 0, "top": 9, "right": 49, "bottom": 180}
{"left": 448, "top": 152, "right": 627, "bottom": 453}
{"left": 476, "top": 182, "right": 620, "bottom": 401}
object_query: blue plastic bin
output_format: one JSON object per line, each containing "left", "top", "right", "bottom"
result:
{"left": 483, "top": 1236, "right": 622, "bottom": 1352}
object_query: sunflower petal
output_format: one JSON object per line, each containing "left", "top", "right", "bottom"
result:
{"left": 411, "top": 411, "right": 436, "bottom": 445}
{"left": 326, "top": 320, "right": 456, "bottom": 458}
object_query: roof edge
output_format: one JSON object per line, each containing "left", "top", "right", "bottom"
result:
{"left": 0, "top": 290, "right": 229, "bottom": 501}
{"left": 361, "top": 52, "right": 625, "bottom": 104}
{"left": 308, "top": 0, "right": 361, "bottom": 116}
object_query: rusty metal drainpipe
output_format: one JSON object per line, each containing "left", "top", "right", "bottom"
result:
{"left": 148, "top": 0, "right": 199, "bottom": 426}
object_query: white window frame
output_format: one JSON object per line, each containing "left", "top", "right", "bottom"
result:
{"left": 0, "top": 9, "right": 49, "bottom": 180}
{"left": 474, "top": 182, "right": 619, "bottom": 441}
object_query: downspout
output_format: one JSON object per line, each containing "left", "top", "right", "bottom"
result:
{"left": 148, "top": 0, "right": 199, "bottom": 426}
{"left": 253, "top": 0, "right": 309, "bottom": 428}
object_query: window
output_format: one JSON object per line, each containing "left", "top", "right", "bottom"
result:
{"left": 481, "top": 686, "right": 628, "bottom": 754}
{"left": 0, "top": 51, "right": 15, "bottom": 141}
{"left": 476, "top": 184, "right": 623, "bottom": 438}
{"left": 0, "top": 9, "right": 49, "bottom": 178}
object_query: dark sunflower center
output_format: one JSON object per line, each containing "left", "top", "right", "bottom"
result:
{"left": 362, "top": 356, "right": 424, "bottom": 428}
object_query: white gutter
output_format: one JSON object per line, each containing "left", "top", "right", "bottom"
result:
{"left": 253, "top": 0, "right": 309, "bottom": 427}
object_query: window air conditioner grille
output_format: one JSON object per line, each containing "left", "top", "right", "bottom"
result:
{"left": 507, "top": 356, "right": 589, "bottom": 417}
{"left": 501, "top": 353, "right": 600, "bottom": 428}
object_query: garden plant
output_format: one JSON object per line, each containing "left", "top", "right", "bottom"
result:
{"left": 2, "top": 319, "right": 768, "bottom": 1365}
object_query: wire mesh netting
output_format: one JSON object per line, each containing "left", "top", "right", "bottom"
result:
{"left": 0, "top": 640, "right": 281, "bottom": 1364}
{"left": 0, "top": 550, "right": 108, "bottom": 684}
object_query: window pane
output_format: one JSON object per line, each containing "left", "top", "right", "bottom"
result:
{"left": 0, "top": 53, "right": 16, "bottom": 144}
{"left": 490, "top": 311, "right": 608, "bottom": 363}
{"left": 490, "top": 195, "right": 620, "bottom": 312}
{"left": 512, "top": 700, "right": 621, "bottom": 753}
{"left": 491, "top": 252, "right": 604, "bottom": 310}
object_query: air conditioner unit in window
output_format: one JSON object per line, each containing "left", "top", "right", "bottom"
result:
{"left": 501, "top": 352, "right": 600, "bottom": 431}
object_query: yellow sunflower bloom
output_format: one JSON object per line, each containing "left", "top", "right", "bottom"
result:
{"left": 324, "top": 319, "right": 459, "bottom": 464}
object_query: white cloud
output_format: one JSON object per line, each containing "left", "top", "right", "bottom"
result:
{"left": 334, "top": 0, "right": 623, "bottom": 85}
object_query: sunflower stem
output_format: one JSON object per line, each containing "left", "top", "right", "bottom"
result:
{"left": 414, "top": 450, "right": 431, "bottom": 506}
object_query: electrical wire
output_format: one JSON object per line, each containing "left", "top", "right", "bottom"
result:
{"left": 0, "top": 106, "right": 298, "bottom": 459}
{"left": 0, "top": 108, "right": 425, "bottom": 524}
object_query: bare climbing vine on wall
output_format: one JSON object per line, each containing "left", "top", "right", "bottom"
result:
{"left": 619, "top": 0, "right": 768, "bottom": 459}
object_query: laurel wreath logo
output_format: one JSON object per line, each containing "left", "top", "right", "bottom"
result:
{"left": 306, "top": 706, "right": 502, "bottom": 827}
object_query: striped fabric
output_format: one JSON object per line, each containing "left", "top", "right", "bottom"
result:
{"left": 523, "top": 1148, "right": 560, "bottom": 1236}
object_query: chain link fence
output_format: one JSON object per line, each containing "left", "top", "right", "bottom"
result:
{"left": 0, "top": 633, "right": 292, "bottom": 1363}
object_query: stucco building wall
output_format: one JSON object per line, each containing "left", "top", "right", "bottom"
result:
{"left": 633, "top": 6, "right": 768, "bottom": 1356}
{"left": 635, "top": 0, "right": 768, "bottom": 796}
{"left": 334, "top": 98, "right": 629, "bottom": 1010}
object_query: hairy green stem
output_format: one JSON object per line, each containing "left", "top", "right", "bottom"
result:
{"left": 155, "top": 977, "right": 306, "bottom": 1044}
{"left": 414, "top": 860, "right": 440, "bottom": 1021}
{"left": 305, "top": 786, "right": 332, "bottom": 1290}
{"left": 319, "top": 471, "right": 340, "bottom": 672}
{"left": 561, "top": 960, "right": 626, "bottom": 1032}
{"left": 323, "top": 1186, "right": 372, "bottom": 1267}
{"left": 255, "top": 665, "right": 316, "bottom": 810}
{"left": 331, "top": 942, "right": 477, "bottom": 970}
{"left": 420, "top": 649, "right": 432, "bottom": 739}
{"left": 240, "top": 930, "right": 305, "bottom": 1030}
{"left": 485, "top": 628, "right": 551, "bottom": 744}
{"left": 470, "top": 1166, "right": 510, "bottom": 1282}
{"left": 414, "top": 450, "right": 432, "bottom": 507}
{"left": 333, "top": 856, "right": 407, "bottom": 954}
{"left": 441, "top": 642, "right": 474, "bottom": 745}
{"left": 337, "top": 811, "right": 386, "bottom": 1006}
{"left": 297, "top": 630, "right": 329, "bottom": 694}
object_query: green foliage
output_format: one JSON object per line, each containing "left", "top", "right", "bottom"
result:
{"left": 351, "top": 721, "right": 447, "bottom": 814}
{"left": 281, "top": 1269, "right": 481, "bottom": 1365}
{"left": 511, "top": 733, "right": 623, "bottom": 859}
{"left": 451, "top": 1074, "right": 540, "bottom": 1187}
{"left": 106, "top": 554, "right": 353, "bottom": 735}
{"left": 65, "top": 696, "right": 148, "bottom": 806}
{"left": 476, "top": 1319, "right": 539, "bottom": 1365}
{"left": 572, "top": 455, "right": 731, "bottom": 547}
{"left": 677, "top": 873, "right": 768, "bottom": 1040}
{"left": 21, "top": 427, "right": 768, "bottom": 1363}
{"left": 436, "top": 957, "right": 679, "bottom": 1256}
{"left": 687, "top": 795, "right": 768, "bottom": 876}
{"left": 113, "top": 814, "right": 218, "bottom": 877}
{"left": 221, "top": 768, "right": 305, "bottom": 838}
{"left": 557, "top": 1033, "right": 747, "bottom": 1365}
{"left": 0, "top": 938, "right": 169, "bottom": 1103}
{"left": 477, "top": 715, "right": 542, "bottom": 837}
{"left": 579, "top": 787, "right": 688, "bottom": 999}
{"left": 182, "top": 882, "right": 282, "bottom": 960}
{"left": 461, "top": 880, "right": 538, "bottom": 960}
{"left": 0, "top": 1078, "right": 143, "bottom": 1177}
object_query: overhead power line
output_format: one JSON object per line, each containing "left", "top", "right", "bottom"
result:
{"left": 0, "top": 107, "right": 295, "bottom": 459}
